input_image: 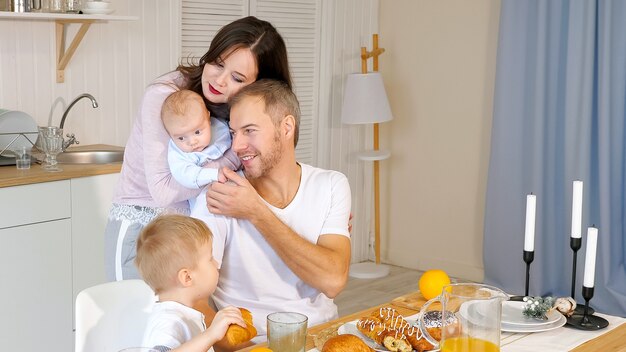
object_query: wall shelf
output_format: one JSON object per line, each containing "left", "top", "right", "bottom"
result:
{"left": 0, "top": 11, "right": 137, "bottom": 21}
{"left": 0, "top": 11, "right": 138, "bottom": 83}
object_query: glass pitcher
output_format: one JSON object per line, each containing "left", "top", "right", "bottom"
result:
{"left": 417, "top": 283, "right": 508, "bottom": 352}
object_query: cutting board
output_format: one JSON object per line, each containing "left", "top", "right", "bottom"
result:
{"left": 390, "top": 291, "right": 429, "bottom": 310}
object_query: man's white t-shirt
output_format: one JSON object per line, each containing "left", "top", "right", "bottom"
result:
{"left": 190, "top": 163, "right": 351, "bottom": 341}
{"left": 142, "top": 301, "right": 213, "bottom": 352}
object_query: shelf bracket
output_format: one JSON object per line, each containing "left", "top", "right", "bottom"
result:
{"left": 55, "top": 20, "right": 93, "bottom": 83}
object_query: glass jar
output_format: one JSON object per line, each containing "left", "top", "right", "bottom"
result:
{"left": 64, "top": 0, "right": 81, "bottom": 13}
{"left": 48, "top": 0, "right": 64, "bottom": 12}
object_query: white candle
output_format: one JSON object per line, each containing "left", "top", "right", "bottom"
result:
{"left": 571, "top": 181, "right": 583, "bottom": 238}
{"left": 583, "top": 227, "right": 598, "bottom": 288}
{"left": 524, "top": 194, "right": 536, "bottom": 252}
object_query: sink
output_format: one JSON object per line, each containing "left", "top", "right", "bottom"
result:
{"left": 57, "top": 150, "right": 124, "bottom": 164}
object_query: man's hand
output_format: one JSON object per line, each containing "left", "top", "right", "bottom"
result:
{"left": 206, "top": 168, "right": 264, "bottom": 219}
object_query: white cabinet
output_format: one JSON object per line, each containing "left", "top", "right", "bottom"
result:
{"left": 0, "top": 180, "right": 73, "bottom": 351}
{"left": 71, "top": 173, "right": 119, "bottom": 301}
{"left": 0, "top": 173, "right": 119, "bottom": 352}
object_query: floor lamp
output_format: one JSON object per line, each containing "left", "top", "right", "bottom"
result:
{"left": 341, "top": 34, "right": 393, "bottom": 279}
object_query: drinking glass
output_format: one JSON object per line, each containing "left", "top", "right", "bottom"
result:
{"left": 38, "top": 126, "right": 63, "bottom": 172}
{"left": 267, "top": 312, "right": 308, "bottom": 352}
{"left": 14, "top": 146, "right": 31, "bottom": 170}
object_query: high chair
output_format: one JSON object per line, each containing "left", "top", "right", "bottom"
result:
{"left": 74, "top": 279, "right": 156, "bottom": 352}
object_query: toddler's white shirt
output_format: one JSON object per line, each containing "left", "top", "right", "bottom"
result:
{"left": 142, "top": 301, "right": 213, "bottom": 351}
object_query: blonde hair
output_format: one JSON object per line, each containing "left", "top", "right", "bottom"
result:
{"left": 135, "top": 214, "right": 213, "bottom": 294}
{"left": 161, "top": 89, "right": 208, "bottom": 132}
{"left": 229, "top": 79, "right": 301, "bottom": 147}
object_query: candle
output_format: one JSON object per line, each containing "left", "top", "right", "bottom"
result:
{"left": 571, "top": 181, "right": 583, "bottom": 238}
{"left": 583, "top": 227, "right": 598, "bottom": 287}
{"left": 524, "top": 194, "right": 536, "bottom": 252}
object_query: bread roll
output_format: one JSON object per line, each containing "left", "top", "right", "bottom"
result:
{"left": 225, "top": 307, "right": 257, "bottom": 345}
{"left": 321, "top": 334, "right": 374, "bottom": 352}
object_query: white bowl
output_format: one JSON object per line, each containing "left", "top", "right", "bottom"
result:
{"left": 83, "top": 1, "right": 110, "bottom": 10}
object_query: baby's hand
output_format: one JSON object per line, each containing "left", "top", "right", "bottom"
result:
{"left": 217, "top": 167, "right": 228, "bottom": 183}
{"left": 206, "top": 305, "right": 245, "bottom": 341}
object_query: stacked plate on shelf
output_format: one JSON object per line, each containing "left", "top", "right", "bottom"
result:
{"left": 500, "top": 301, "right": 567, "bottom": 333}
{"left": 82, "top": 1, "right": 114, "bottom": 15}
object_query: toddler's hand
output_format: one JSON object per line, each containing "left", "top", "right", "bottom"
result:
{"left": 206, "top": 305, "right": 245, "bottom": 341}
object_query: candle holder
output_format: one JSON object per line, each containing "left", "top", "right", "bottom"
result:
{"left": 509, "top": 250, "right": 534, "bottom": 302}
{"left": 566, "top": 286, "right": 608, "bottom": 330}
{"left": 570, "top": 237, "right": 594, "bottom": 315}
{"left": 523, "top": 250, "right": 533, "bottom": 296}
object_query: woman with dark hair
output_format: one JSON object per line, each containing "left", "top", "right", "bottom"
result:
{"left": 104, "top": 16, "right": 291, "bottom": 281}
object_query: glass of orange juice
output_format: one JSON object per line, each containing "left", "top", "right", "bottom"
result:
{"left": 417, "top": 283, "right": 508, "bottom": 352}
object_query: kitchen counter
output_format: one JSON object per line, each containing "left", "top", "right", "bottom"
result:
{"left": 0, "top": 144, "right": 122, "bottom": 188}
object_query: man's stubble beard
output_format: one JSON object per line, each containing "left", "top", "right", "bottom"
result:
{"left": 242, "top": 131, "right": 283, "bottom": 180}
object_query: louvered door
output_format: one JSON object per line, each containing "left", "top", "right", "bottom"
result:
{"left": 181, "top": 0, "right": 320, "bottom": 165}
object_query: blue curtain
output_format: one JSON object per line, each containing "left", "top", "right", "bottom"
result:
{"left": 484, "top": 0, "right": 626, "bottom": 317}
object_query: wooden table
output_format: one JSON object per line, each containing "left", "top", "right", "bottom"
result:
{"left": 237, "top": 291, "right": 626, "bottom": 351}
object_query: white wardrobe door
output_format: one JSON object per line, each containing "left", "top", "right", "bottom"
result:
{"left": 180, "top": 0, "right": 320, "bottom": 165}
{"left": 251, "top": 0, "right": 320, "bottom": 165}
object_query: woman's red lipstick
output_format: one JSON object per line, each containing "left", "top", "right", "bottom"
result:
{"left": 208, "top": 84, "right": 222, "bottom": 95}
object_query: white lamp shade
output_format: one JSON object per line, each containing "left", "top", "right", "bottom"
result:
{"left": 341, "top": 72, "right": 393, "bottom": 124}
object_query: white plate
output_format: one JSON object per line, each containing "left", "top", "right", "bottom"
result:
{"left": 501, "top": 313, "right": 566, "bottom": 333}
{"left": 0, "top": 110, "right": 38, "bottom": 157}
{"left": 82, "top": 8, "right": 114, "bottom": 14}
{"left": 501, "top": 301, "right": 562, "bottom": 327}
{"left": 337, "top": 313, "right": 420, "bottom": 352}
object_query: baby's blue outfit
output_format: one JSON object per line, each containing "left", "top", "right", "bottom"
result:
{"left": 168, "top": 117, "right": 231, "bottom": 189}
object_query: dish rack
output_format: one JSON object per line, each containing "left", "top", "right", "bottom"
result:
{"left": 0, "top": 131, "right": 38, "bottom": 156}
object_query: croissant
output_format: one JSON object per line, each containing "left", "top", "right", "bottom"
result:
{"left": 224, "top": 307, "right": 257, "bottom": 346}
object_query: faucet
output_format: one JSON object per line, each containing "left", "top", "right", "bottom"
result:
{"left": 59, "top": 93, "right": 99, "bottom": 150}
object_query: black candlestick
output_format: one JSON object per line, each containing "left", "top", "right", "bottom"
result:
{"left": 570, "top": 237, "right": 594, "bottom": 315}
{"left": 566, "top": 286, "right": 608, "bottom": 330}
{"left": 570, "top": 237, "right": 581, "bottom": 297}
{"left": 509, "top": 250, "right": 535, "bottom": 301}
{"left": 523, "top": 250, "right": 534, "bottom": 296}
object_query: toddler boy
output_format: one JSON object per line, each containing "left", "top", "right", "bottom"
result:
{"left": 136, "top": 214, "right": 245, "bottom": 351}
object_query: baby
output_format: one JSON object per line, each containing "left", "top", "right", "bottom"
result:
{"left": 161, "top": 89, "right": 240, "bottom": 190}
{"left": 136, "top": 214, "right": 245, "bottom": 351}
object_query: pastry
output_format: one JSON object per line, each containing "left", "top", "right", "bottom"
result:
{"left": 356, "top": 318, "right": 412, "bottom": 352}
{"left": 224, "top": 307, "right": 257, "bottom": 345}
{"left": 371, "top": 307, "right": 438, "bottom": 352}
{"left": 321, "top": 334, "right": 374, "bottom": 351}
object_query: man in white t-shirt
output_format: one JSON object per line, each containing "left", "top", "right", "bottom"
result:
{"left": 190, "top": 79, "right": 351, "bottom": 348}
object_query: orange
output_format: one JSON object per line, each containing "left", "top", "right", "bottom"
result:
{"left": 249, "top": 348, "right": 273, "bottom": 352}
{"left": 419, "top": 269, "right": 451, "bottom": 300}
